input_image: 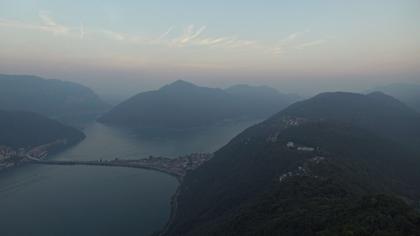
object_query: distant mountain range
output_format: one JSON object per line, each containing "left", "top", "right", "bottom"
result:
{"left": 0, "top": 110, "right": 85, "bottom": 149}
{"left": 0, "top": 74, "right": 109, "bottom": 125}
{"left": 370, "top": 83, "right": 420, "bottom": 113}
{"left": 99, "top": 80, "right": 299, "bottom": 129}
{"left": 162, "top": 92, "right": 420, "bottom": 236}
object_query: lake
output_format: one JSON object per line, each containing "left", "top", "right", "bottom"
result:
{"left": 0, "top": 120, "right": 258, "bottom": 236}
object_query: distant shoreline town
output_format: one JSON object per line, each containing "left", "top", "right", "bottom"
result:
{"left": 1, "top": 142, "right": 213, "bottom": 182}
{"left": 0, "top": 139, "right": 69, "bottom": 172}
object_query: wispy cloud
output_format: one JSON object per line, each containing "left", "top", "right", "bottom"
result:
{"left": 166, "top": 25, "right": 259, "bottom": 49}
{"left": 272, "top": 31, "right": 326, "bottom": 54}
{"left": 0, "top": 13, "right": 327, "bottom": 55}
{"left": 172, "top": 25, "right": 206, "bottom": 45}
{"left": 296, "top": 39, "right": 327, "bottom": 50}
{"left": 0, "top": 11, "right": 78, "bottom": 37}
{"left": 38, "top": 11, "right": 69, "bottom": 34}
{"left": 157, "top": 26, "right": 174, "bottom": 41}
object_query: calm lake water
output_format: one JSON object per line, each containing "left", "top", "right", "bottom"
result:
{"left": 0, "top": 120, "right": 258, "bottom": 236}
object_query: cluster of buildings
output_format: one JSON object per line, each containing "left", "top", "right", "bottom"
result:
{"left": 0, "top": 146, "right": 22, "bottom": 170}
{"left": 27, "top": 148, "right": 48, "bottom": 160}
{"left": 138, "top": 153, "right": 214, "bottom": 178}
{"left": 279, "top": 165, "right": 308, "bottom": 183}
{"left": 309, "top": 156, "right": 325, "bottom": 164}
{"left": 0, "top": 146, "right": 16, "bottom": 159}
{"left": 286, "top": 141, "right": 315, "bottom": 152}
{"left": 282, "top": 116, "right": 307, "bottom": 128}
{"left": 278, "top": 156, "right": 326, "bottom": 183}
{"left": 183, "top": 153, "right": 213, "bottom": 170}
{"left": 266, "top": 117, "right": 310, "bottom": 144}
{"left": 0, "top": 142, "right": 55, "bottom": 171}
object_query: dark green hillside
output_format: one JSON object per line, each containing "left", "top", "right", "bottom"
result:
{"left": 165, "top": 121, "right": 420, "bottom": 235}
{"left": 277, "top": 92, "right": 420, "bottom": 149}
{"left": 0, "top": 110, "right": 85, "bottom": 149}
{"left": 214, "top": 188, "right": 420, "bottom": 236}
{"left": 163, "top": 92, "right": 420, "bottom": 236}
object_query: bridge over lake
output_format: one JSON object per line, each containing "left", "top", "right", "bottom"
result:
{"left": 25, "top": 153, "right": 213, "bottom": 181}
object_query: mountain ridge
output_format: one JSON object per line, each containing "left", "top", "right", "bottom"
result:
{"left": 0, "top": 74, "right": 109, "bottom": 125}
{"left": 99, "top": 80, "right": 298, "bottom": 129}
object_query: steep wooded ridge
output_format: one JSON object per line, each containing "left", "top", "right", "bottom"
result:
{"left": 99, "top": 80, "right": 298, "bottom": 129}
{"left": 163, "top": 92, "right": 420, "bottom": 236}
{"left": 0, "top": 110, "right": 85, "bottom": 149}
{"left": 278, "top": 91, "right": 420, "bottom": 150}
{"left": 0, "top": 74, "right": 109, "bottom": 124}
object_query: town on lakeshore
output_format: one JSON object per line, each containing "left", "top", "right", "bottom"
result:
{"left": 0, "top": 143, "right": 213, "bottom": 181}
{"left": 0, "top": 140, "right": 68, "bottom": 171}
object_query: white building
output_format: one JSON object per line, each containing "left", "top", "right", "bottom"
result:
{"left": 286, "top": 142, "right": 295, "bottom": 148}
{"left": 297, "top": 146, "right": 315, "bottom": 152}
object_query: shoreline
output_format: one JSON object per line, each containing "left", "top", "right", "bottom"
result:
{"left": 158, "top": 183, "right": 181, "bottom": 236}
{"left": 0, "top": 138, "right": 83, "bottom": 174}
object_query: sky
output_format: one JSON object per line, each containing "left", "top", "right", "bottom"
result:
{"left": 0, "top": 0, "right": 419, "bottom": 98}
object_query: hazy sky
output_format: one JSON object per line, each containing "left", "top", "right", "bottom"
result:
{"left": 0, "top": 1, "right": 419, "bottom": 97}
